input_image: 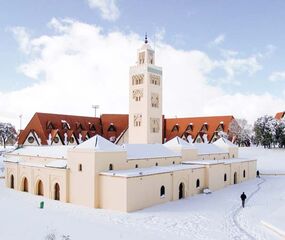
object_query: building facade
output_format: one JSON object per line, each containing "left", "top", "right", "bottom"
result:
{"left": 5, "top": 38, "right": 257, "bottom": 212}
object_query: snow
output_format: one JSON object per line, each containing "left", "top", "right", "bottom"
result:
{"left": 76, "top": 135, "right": 123, "bottom": 151}
{"left": 239, "top": 146, "right": 285, "bottom": 174}
{"left": 122, "top": 144, "right": 181, "bottom": 160}
{"left": 45, "top": 160, "right": 67, "bottom": 169}
{"left": 193, "top": 143, "right": 228, "bottom": 155}
{"left": 101, "top": 164, "right": 204, "bottom": 177}
{"left": 213, "top": 137, "right": 237, "bottom": 147}
{"left": 183, "top": 158, "right": 256, "bottom": 165}
{"left": 0, "top": 146, "right": 285, "bottom": 240}
{"left": 164, "top": 136, "right": 196, "bottom": 149}
{"left": 8, "top": 145, "right": 74, "bottom": 159}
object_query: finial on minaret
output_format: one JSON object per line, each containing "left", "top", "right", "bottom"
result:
{"left": 144, "top": 33, "right": 148, "bottom": 44}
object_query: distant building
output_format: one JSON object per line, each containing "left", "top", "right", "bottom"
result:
{"left": 275, "top": 112, "right": 285, "bottom": 120}
{"left": 5, "top": 36, "right": 256, "bottom": 212}
{"left": 18, "top": 113, "right": 235, "bottom": 146}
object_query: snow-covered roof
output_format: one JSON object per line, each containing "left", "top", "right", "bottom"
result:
{"left": 164, "top": 137, "right": 196, "bottom": 149}
{"left": 122, "top": 144, "right": 180, "bottom": 160}
{"left": 183, "top": 158, "right": 255, "bottom": 165}
{"left": 100, "top": 164, "right": 204, "bottom": 178}
{"left": 8, "top": 145, "right": 74, "bottom": 159}
{"left": 19, "top": 162, "right": 44, "bottom": 168}
{"left": 76, "top": 135, "right": 123, "bottom": 151}
{"left": 213, "top": 137, "right": 237, "bottom": 148}
{"left": 4, "top": 156, "right": 22, "bottom": 163}
{"left": 193, "top": 143, "right": 228, "bottom": 155}
{"left": 45, "top": 160, "right": 67, "bottom": 169}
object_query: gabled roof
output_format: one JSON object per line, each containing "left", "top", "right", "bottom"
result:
{"left": 75, "top": 135, "right": 123, "bottom": 151}
{"left": 213, "top": 137, "right": 237, "bottom": 148}
{"left": 164, "top": 115, "right": 234, "bottom": 143}
{"left": 193, "top": 143, "right": 228, "bottom": 155}
{"left": 164, "top": 136, "right": 195, "bottom": 149}
{"left": 18, "top": 112, "right": 102, "bottom": 145}
{"left": 122, "top": 144, "right": 180, "bottom": 159}
{"left": 275, "top": 112, "right": 285, "bottom": 120}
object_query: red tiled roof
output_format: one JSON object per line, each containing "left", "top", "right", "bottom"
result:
{"left": 275, "top": 112, "right": 285, "bottom": 120}
{"left": 18, "top": 112, "right": 235, "bottom": 145}
{"left": 18, "top": 112, "right": 102, "bottom": 145}
{"left": 164, "top": 115, "right": 234, "bottom": 142}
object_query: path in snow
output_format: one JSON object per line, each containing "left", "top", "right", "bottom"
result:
{"left": 232, "top": 178, "right": 266, "bottom": 240}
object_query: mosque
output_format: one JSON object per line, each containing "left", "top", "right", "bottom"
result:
{"left": 4, "top": 37, "right": 257, "bottom": 212}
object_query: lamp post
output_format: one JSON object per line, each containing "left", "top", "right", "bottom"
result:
{"left": 92, "top": 105, "right": 100, "bottom": 117}
{"left": 19, "top": 114, "right": 23, "bottom": 131}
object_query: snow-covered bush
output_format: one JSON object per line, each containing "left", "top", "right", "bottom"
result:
{"left": 229, "top": 119, "right": 252, "bottom": 146}
{"left": 0, "top": 122, "right": 17, "bottom": 148}
{"left": 253, "top": 115, "right": 281, "bottom": 148}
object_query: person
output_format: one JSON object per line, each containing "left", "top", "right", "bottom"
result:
{"left": 240, "top": 192, "right": 247, "bottom": 208}
{"left": 256, "top": 170, "right": 260, "bottom": 178}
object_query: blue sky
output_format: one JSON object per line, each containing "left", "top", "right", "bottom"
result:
{"left": 1, "top": 0, "right": 285, "bottom": 127}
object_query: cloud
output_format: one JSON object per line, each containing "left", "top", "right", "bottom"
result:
{"left": 2, "top": 18, "right": 285, "bottom": 129}
{"left": 269, "top": 71, "right": 285, "bottom": 82}
{"left": 210, "top": 34, "right": 225, "bottom": 46}
{"left": 87, "top": 0, "right": 120, "bottom": 21}
{"left": 10, "top": 27, "right": 31, "bottom": 54}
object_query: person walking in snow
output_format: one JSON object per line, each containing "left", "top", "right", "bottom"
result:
{"left": 240, "top": 192, "right": 247, "bottom": 208}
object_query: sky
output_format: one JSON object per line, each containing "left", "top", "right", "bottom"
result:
{"left": 1, "top": 0, "right": 285, "bottom": 129}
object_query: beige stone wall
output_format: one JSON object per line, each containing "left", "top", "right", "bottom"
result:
{"left": 198, "top": 153, "right": 229, "bottom": 160}
{"left": 5, "top": 162, "right": 68, "bottom": 202}
{"left": 67, "top": 149, "right": 96, "bottom": 207}
{"left": 248, "top": 160, "right": 257, "bottom": 179}
{"left": 126, "top": 156, "right": 181, "bottom": 169}
{"left": 99, "top": 175, "right": 127, "bottom": 212}
{"left": 126, "top": 173, "right": 172, "bottom": 212}
{"left": 206, "top": 164, "right": 226, "bottom": 191}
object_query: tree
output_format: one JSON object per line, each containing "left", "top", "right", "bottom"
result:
{"left": 274, "top": 119, "right": 285, "bottom": 148}
{"left": 0, "top": 122, "right": 17, "bottom": 148}
{"left": 229, "top": 118, "right": 252, "bottom": 146}
{"left": 253, "top": 115, "right": 277, "bottom": 148}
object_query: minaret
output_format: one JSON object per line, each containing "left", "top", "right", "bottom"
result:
{"left": 128, "top": 34, "right": 163, "bottom": 144}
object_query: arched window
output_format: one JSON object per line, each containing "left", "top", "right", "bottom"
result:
{"left": 173, "top": 161, "right": 175, "bottom": 165}
{"left": 196, "top": 179, "right": 200, "bottom": 188}
{"left": 232, "top": 154, "right": 235, "bottom": 158}
{"left": 10, "top": 174, "right": 14, "bottom": 189}
{"left": 155, "top": 162, "right": 158, "bottom": 166}
{"left": 78, "top": 164, "right": 82, "bottom": 171}
{"left": 224, "top": 173, "right": 227, "bottom": 182}
{"left": 160, "top": 185, "right": 165, "bottom": 197}
{"left": 243, "top": 170, "right": 246, "bottom": 178}
{"left": 109, "top": 164, "right": 113, "bottom": 170}
{"left": 22, "top": 177, "right": 28, "bottom": 192}
{"left": 54, "top": 183, "right": 60, "bottom": 201}
{"left": 135, "top": 164, "right": 138, "bottom": 168}
{"left": 37, "top": 180, "right": 44, "bottom": 196}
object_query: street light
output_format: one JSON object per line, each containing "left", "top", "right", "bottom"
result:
{"left": 19, "top": 114, "right": 23, "bottom": 131}
{"left": 92, "top": 105, "right": 100, "bottom": 117}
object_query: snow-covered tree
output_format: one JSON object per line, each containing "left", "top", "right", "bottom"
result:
{"left": 274, "top": 119, "right": 285, "bottom": 148}
{"left": 253, "top": 115, "right": 277, "bottom": 148}
{"left": 229, "top": 119, "right": 251, "bottom": 146}
{"left": 0, "top": 122, "right": 17, "bottom": 148}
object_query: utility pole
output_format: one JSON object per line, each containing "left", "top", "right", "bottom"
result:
{"left": 19, "top": 114, "right": 23, "bottom": 131}
{"left": 92, "top": 105, "right": 100, "bottom": 117}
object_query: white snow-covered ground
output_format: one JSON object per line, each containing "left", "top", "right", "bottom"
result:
{"left": 0, "top": 147, "right": 284, "bottom": 240}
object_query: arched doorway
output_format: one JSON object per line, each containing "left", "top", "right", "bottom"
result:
{"left": 36, "top": 180, "right": 44, "bottom": 196}
{"left": 22, "top": 177, "right": 28, "bottom": 192}
{"left": 179, "top": 182, "right": 185, "bottom": 199}
{"left": 234, "top": 172, "right": 237, "bottom": 184}
{"left": 10, "top": 174, "right": 14, "bottom": 189}
{"left": 54, "top": 183, "right": 60, "bottom": 201}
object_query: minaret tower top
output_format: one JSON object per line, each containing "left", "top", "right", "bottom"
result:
{"left": 128, "top": 35, "right": 163, "bottom": 144}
